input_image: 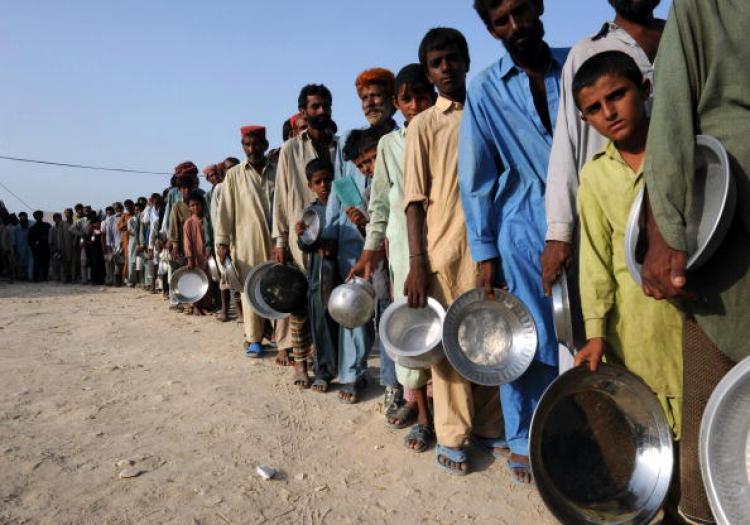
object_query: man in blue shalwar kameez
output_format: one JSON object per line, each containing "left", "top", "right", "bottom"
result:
{"left": 459, "top": 0, "right": 569, "bottom": 483}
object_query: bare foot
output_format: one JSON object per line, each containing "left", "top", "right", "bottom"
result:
{"left": 293, "top": 361, "right": 310, "bottom": 389}
{"left": 275, "top": 349, "right": 291, "bottom": 367}
{"left": 508, "top": 454, "right": 533, "bottom": 484}
{"left": 437, "top": 448, "right": 468, "bottom": 474}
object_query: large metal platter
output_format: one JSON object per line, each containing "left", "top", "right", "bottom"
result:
{"left": 552, "top": 273, "right": 575, "bottom": 354}
{"left": 624, "top": 135, "right": 736, "bottom": 286}
{"left": 169, "top": 267, "right": 210, "bottom": 304}
{"left": 530, "top": 364, "right": 674, "bottom": 525}
{"left": 442, "top": 288, "right": 537, "bottom": 386}
{"left": 207, "top": 255, "right": 221, "bottom": 283}
{"left": 699, "top": 356, "right": 750, "bottom": 525}
{"left": 244, "top": 261, "right": 289, "bottom": 321}
{"left": 299, "top": 206, "right": 322, "bottom": 246}
{"left": 380, "top": 297, "right": 445, "bottom": 357}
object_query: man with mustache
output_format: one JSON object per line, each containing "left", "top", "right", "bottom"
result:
{"left": 542, "top": 0, "right": 664, "bottom": 332}
{"left": 459, "top": 0, "right": 569, "bottom": 484}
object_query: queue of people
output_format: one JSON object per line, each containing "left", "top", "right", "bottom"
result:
{"left": 2, "top": 1, "right": 748, "bottom": 523}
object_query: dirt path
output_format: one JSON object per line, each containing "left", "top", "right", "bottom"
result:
{"left": 0, "top": 282, "right": 558, "bottom": 525}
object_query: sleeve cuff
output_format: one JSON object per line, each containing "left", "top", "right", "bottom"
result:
{"left": 469, "top": 242, "right": 499, "bottom": 263}
{"left": 545, "top": 222, "right": 575, "bottom": 244}
{"left": 655, "top": 222, "right": 688, "bottom": 253}
{"left": 584, "top": 318, "right": 607, "bottom": 340}
{"left": 275, "top": 237, "right": 287, "bottom": 248}
{"left": 403, "top": 194, "right": 428, "bottom": 213}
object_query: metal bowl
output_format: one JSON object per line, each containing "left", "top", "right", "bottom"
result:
{"left": 552, "top": 273, "right": 575, "bottom": 353}
{"left": 382, "top": 338, "right": 445, "bottom": 370}
{"left": 700, "top": 356, "right": 750, "bottom": 525}
{"left": 244, "top": 261, "right": 289, "bottom": 320}
{"left": 442, "top": 288, "right": 537, "bottom": 386}
{"left": 158, "top": 260, "right": 170, "bottom": 275}
{"left": 380, "top": 297, "right": 445, "bottom": 357}
{"left": 169, "top": 267, "right": 210, "bottom": 304}
{"left": 530, "top": 364, "right": 674, "bottom": 525}
{"left": 220, "top": 257, "right": 242, "bottom": 291}
{"left": 327, "top": 277, "right": 376, "bottom": 329}
{"left": 207, "top": 255, "right": 221, "bottom": 283}
{"left": 625, "top": 135, "right": 736, "bottom": 286}
{"left": 299, "top": 206, "right": 322, "bottom": 246}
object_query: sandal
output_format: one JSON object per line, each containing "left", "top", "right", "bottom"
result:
{"left": 506, "top": 458, "right": 534, "bottom": 485}
{"left": 386, "top": 404, "right": 417, "bottom": 429}
{"left": 311, "top": 378, "right": 329, "bottom": 393}
{"left": 404, "top": 424, "right": 435, "bottom": 453}
{"left": 472, "top": 435, "right": 510, "bottom": 459}
{"left": 435, "top": 444, "right": 469, "bottom": 476}
{"left": 383, "top": 386, "right": 403, "bottom": 418}
{"left": 245, "top": 342, "right": 263, "bottom": 358}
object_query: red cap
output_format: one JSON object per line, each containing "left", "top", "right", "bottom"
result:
{"left": 240, "top": 125, "right": 266, "bottom": 140}
{"left": 174, "top": 161, "right": 198, "bottom": 177}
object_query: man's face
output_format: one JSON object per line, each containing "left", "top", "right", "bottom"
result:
{"left": 486, "top": 0, "right": 545, "bottom": 58}
{"left": 106, "top": 209, "right": 113, "bottom": 217}
{"left": 33, "top": 212, "right": 43, "bottom": 221}
{"left": 308, "top": 170, "right": 333, "bottom": 204}
{"left": 64, "top": 209, "right": 73, "bottom": 221}
{"left": 293, "top": 117, "right": 308, "bottom": 137}
{"left": 115, "top": 205, "right": 123, "bottom": 214}
{"left": 179, "top": 186, "right": 191, "bottom": 200}
{"left": 54, "top": 215, "right": 62, "bottom": 224}
{"left": 354, "top": 147, "right": 377, "bottom": 177}
{"left": 189, "top": 200, "right": 202, "bottom": 217}
{"left": 302, "top": 95, "right": 333, "bottom": 131}
{"left": 242, "top": 135, "right": 268, "bottom": 164}
{"left": 74, "top": 206, "right": 83, "bottom": 216}
{"left": 359, "top": 84, "right": 395, "bottom": 126}
{"left": 84, "top": 206, "right": 92, "bottom": 215}
{"left": 609, "top": 0, "right": 660, "bottom": 22}
{"left": 206, "top": 172, "right": 216, "bottom": 186}
{"left": 395, "top": 85, "right": 436, "bottom": 123}
{"left": 19, "top": 214, "right": 28, "bottom": 225}
{"left": 578, "top": 73, "right": 650, "bottom": 144}
{"left": 425, "top": 47, "right": 468, "bottom": 98}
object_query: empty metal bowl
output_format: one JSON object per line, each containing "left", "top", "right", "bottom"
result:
{"left": 442, "top": 288, "right": 537, "bottom": 386}
{"left": 625, "top": 135, "right": 736, "bottom": 286}
{"left": 207, "top": 255, "right": 221, "bottom": 283}
{"left": 244, "top": 261, "right": 288, "bottom": 320}
{"left": 169, "top": 267, "right": 210, "bottom": 304}
{"left": 328, "top": 277, "right": 376, "bottom": 329}
{"left": 552, "top": 273, "right": 575, "bottom": 353}
{"left": 299, "top": 206, "right": 323, "bottom": 246}
{"left": 700, "top": 356, "right": 750, "bottom": 525}
{"left": 260, "top": 264, "right": 309, "bottom": 314}
{"left": 379, "top": 297, "right": 446, "bottom": 369}
{"left": 530, "top": 364, "right": 674, "bottom": 525}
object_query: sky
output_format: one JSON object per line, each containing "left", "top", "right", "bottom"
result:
{"left": 0, "top": 0, "right": 671, "bottom": 213}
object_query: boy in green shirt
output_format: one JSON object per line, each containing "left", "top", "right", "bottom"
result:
{"left": 572, "top": 51, "right": 683, "bottom": 439}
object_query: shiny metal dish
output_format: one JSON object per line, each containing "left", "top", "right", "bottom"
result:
{"left": 380, "top": 297, "right": 445, "bottom": 356}
{"left": 625, "top": 135, "right": 736, "bottom": 286}
{"left": 299, "top": 206, "right": 322, "bottom": 246}
{"left": 442, "top": 288, "right": 537, "bottom": 386}
{"left": 552, "top": 273, "right": 575, "bottom": 353}
{"left": 207, "top": 255, "right": 221, "bottom": 283}
{"left": 221, "top": 257, "right": 242, "bottom": 292}
{"left": 158, "top": 260, "right": 170, "bottom": 275}
{"left": 530, "top": 364, "right": 674, "bottom": 525}
{"left": 244, "top": 261, "right": 288, "bottom": 321}
{"left": 169, "top": 267, "right": 210, "bottom": 304}
{"left": 699, "top": 356, "right": 750, "bottom": 525}
{"left": 327, "top": 277, "right": 376, "bottom": 329}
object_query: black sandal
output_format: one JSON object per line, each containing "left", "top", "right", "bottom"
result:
{"left": 404, "top": 424, "right": 435, "bottom": 453}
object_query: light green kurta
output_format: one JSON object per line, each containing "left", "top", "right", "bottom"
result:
{"left": 364, "top": 127, "right": 409, "bottom": 296}
{"left": 578, "top": 142, "right": 683, "bottom": 437}
{"left": 644, "top": 0, "right": 750, "bottom": 362}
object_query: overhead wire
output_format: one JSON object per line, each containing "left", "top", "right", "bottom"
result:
{"left": 0, "top": 179, "right": 35, "bottom": 211}
{"left": 0, "top": 155, "right": 170, "bottom": 175}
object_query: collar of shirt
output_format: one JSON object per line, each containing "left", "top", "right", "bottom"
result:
{"left": 594, "top": 141, "right": 644, "bottom": 181}
{"left": 240, "top": 159, "right": 272, "bottom": 176}
{"left": 593, "top": 22, "right": 641, "bottom": 50}
{"left": 436, "top": 95, "right": 463, "bottom": 113}
{"left": 498, "top": 47, "right": 566, "bottom": 81}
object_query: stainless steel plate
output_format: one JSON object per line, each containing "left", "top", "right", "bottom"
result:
{"left": 700, "top": 356, "right": 750, "bottom": 525}
{"left": 530, "top": 364, "right": 674, "bottom": 525}
{"left": 380, "top": 297, "right": 445, "bottom": 357}
{"left": 221, "top": 257, "right": 242, "bottom": 292}
{"left": 244, "top": 261, "right": 289, "bottom": 321}
{"left": 442, "top": 288, "right": 537, "bottom": 386}
{"left": 207, "top": 255, "right": 221, "bottom": 283}
{"left": 625, "top": 135, "right": 736, "bottom": 286}
{"left": 299, "top": 206, "right": 322, "bottom": 246}
{"left": 170, "top": 267, "right": 210, "bottom": 304}
{"left": 552, "top": 273, "right": 575, "bottom": 353}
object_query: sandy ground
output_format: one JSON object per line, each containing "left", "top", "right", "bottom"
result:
{"left": 0, "top": 282, "right": 558, "bottom": 525}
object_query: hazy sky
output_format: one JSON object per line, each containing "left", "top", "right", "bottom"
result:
{"left": 0, "top": 0, "right": 671, "bottom": 213}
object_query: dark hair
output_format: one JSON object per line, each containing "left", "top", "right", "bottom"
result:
{"left": 33, "top": 210, "right": 43, "bottom": 218}
{"left": 418, "top": 28, "right": 470, "bottom": 72}
{"left": 105, "top": 206, "right": 114, "bottom": 213}
{"left": 74, "top": 203, "right": 83, "bottom": 210}
{"left": 224, "top": 157, "right": 240, "bottom": 168}
{"left": 473, "top": 0, "right": 542, "bottom": 28}
{"left": 19, "top": 211, "right": 28, "bottom": 218}
{"left": 297, "top": 84, "right": 333, "bottom": 111}
{"left": 305, "top": 158, "right": 334, "bottom": 181}
{"left": 395, "top": 63, "right": 435, "bottom": 97}
{"left": 343, "top": 126, "right": 389, "bottom": 162}
{"left": 124, "top": 199, "right": 134, "bottom": 207}
{"left": 150, "top": 192, "right": 161, "bottom": 201}
{"left": 282, "top": 119, "right": 292, "bottom": 141}
{"left": 187, "top": 191, "right": 205, "bottom": 207}
{"left": 53, "top": 212, "right": 62, "bottom": 220}
{"left": 572, "top": 51, "right": 644, "bottom": 109}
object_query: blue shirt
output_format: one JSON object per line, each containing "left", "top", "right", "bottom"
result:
{"left": 458, "top": 48, "right": 569, "bottom": 367}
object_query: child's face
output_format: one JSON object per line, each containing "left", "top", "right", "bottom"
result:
{"left": 308, "top": 170, "right": 332, "bottom": 204}
{"left": 395, "top": 85, "right": 435, "bottom": 123}
{"left": 189, "top": 200, "right": 203, "bottom": 217}
{"left": 354, "top": 147, "right": 377, "bottom": 177}
{"left": 578, "top": 73, "right": 650, "bottom": 144}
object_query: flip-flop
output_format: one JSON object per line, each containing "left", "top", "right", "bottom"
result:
{"left": 472, "top": 435, "right": 510, "bottom": 459}
{"left": 404, "top": 424, "right": 435, "bottom": 453}
{"left": 435, "top": 444, "right": 469, "bottom": 476}
{"left": 506, "top": 459, "right": 534, "bottom": 485}
{"left": 245, "top": 342, "right": 263, "bottom": 358}
{"left": 311, "top": 378, "right": 329, "bottom": 393}
{"left": 386, "top": 404, "right": 417, "bottom": 429}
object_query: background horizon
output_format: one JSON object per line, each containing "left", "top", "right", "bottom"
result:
{"left": 1, "top": 0, "right": 671, "bottom": 214}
